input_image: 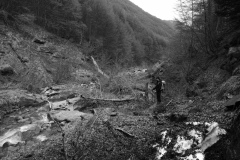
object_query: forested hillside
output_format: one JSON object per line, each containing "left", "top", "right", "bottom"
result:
{"left": 0, "top": 0, "right": 174, "bottom": 67}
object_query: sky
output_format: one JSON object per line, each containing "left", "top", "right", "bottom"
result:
{"left": 129, "top": 0, "right": 178, "bottom": 20}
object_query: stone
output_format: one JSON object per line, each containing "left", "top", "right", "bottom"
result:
{"left": 52, "top": 111, "right": 92, "bottom": 122}
{"left": 224, "top": 94, "right": 240, "bottom": 111}
{"left": 228, "top": 46, "right": 240, "bottom": 59}
{"left": 33, "top": 38, "right": 46, "bottom": 45}
{"left": 0, "top": 64, "right": 14, "bottom": 76}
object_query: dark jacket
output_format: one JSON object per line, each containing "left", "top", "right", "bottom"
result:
{"left": 153, "top": 80, "right": 163, "bottom": 91}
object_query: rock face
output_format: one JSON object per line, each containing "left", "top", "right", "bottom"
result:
{"left": 0, "top": 64, "right": 14, "bottom": 76}
{"left": 0, "top": 26, "right": 87, "bottom": 89}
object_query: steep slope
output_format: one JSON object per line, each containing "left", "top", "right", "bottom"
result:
{"left": 1, "top": 0, "right": 175, "bottom": 67}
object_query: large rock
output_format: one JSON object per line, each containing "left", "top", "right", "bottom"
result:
{"left": 224, "top": 94, "right": 240, "bottom": 111}
{"left": 52, "top": 111, "right": 92, "bottom": 122}
{"left": 217, "top": 76, "right": 240, "bottom": 99}
{"left": 228, "top": 46, "right": 240, "bottom": 59}
{"left": 0, "top": 64, "right": 14, "bottom": 76}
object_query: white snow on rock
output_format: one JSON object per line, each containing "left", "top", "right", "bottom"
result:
{"left": 161, "top": 131, "right": 167, "bottom": 142}
{"left": 185, "top": 122, "right": 203, "bottom": 126}
{"left": 180, "top": 152, "right": 205, "bottom": 160}
{"left": 200, "top": 123, "right": 226, "bottom": 152}
{"left": 35, "top": 135, "right": 48, "bottom": 142}
{"left": 188, "top": 129, "right": 203, "bottom": 144}
{"left": 206, "top": 122, "right": 218, "bottom": 132}
{"left": 154, "top": 121, "right": 226, "bottom": 160}
{"left": 154, "top": 131, "right": 172, "bottom": 160}
{"left": 0, "top": 130, "right": 23, "bottom": 147}
{"left": 174, "top": 136, "right": 193, "bottom": 154}
{"left": 156, "top": 147, "right": 167, "bottom": 159}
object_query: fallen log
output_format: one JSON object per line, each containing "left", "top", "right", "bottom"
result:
{"left": 82, "top": 96, "right": 136, "bottom": 102}
{"left": 115, "top": 127, "right": 137, "bottom": 138}
{"left": 91, "top": 56, "right": 109, "bottom": 79}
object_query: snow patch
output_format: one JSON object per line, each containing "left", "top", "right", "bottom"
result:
{"left": 181, "top": 152, "right": 204, "bottom": 160}
{"left": 188, "top": 129, "right": 203, "bottom": 144}
{"left": 35, "top": 135, "right": 48, "bottom": 142}
{"left": 174, "top": 136, "right": 193, "bottom": 154}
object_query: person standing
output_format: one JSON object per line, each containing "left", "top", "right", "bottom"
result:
{"left": 153, "top": 77, "right": 166, "bottom": 103}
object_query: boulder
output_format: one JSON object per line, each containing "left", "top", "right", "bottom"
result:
{"left": 51, "top": 111, "right": 92, "bottom": 122}
{"left": 33, "top": 38, "right": 46, "bottom": 45}
{"left": 224, "top": 94, "right": 240, "bottom": 111}
{"left": 228, "top": 46, "right": 240, "bottom": 59}
{"left": 0, "top": 64, "right": 14, "bottom": 76}
{"left": 217, "top": 76, "right": 240, "bottom": 99}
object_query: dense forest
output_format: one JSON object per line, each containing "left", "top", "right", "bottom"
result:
{"left": 0, "top": 0, "right": 175, "bottom": 67}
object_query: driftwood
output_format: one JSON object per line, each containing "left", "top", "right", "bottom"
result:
{"left": 115, "top": 127, "right": 137, "bottom": 138}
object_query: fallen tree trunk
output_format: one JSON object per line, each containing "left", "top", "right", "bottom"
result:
{"left": 91, "top": 56, "right": 109, "bottom": 79}
{"left": 83, "top": 97, "right": 136, "bottom": 102}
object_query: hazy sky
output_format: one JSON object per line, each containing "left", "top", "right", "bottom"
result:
{"left": 129, "top": 0, "right": 178, "bottom": 20}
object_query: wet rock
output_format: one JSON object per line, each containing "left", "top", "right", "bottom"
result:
{"left": 0, "top": 64, "right": 14, "bottom": 76}
{"left": 52, "top": 111, "right": 92, "bottom": 122}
